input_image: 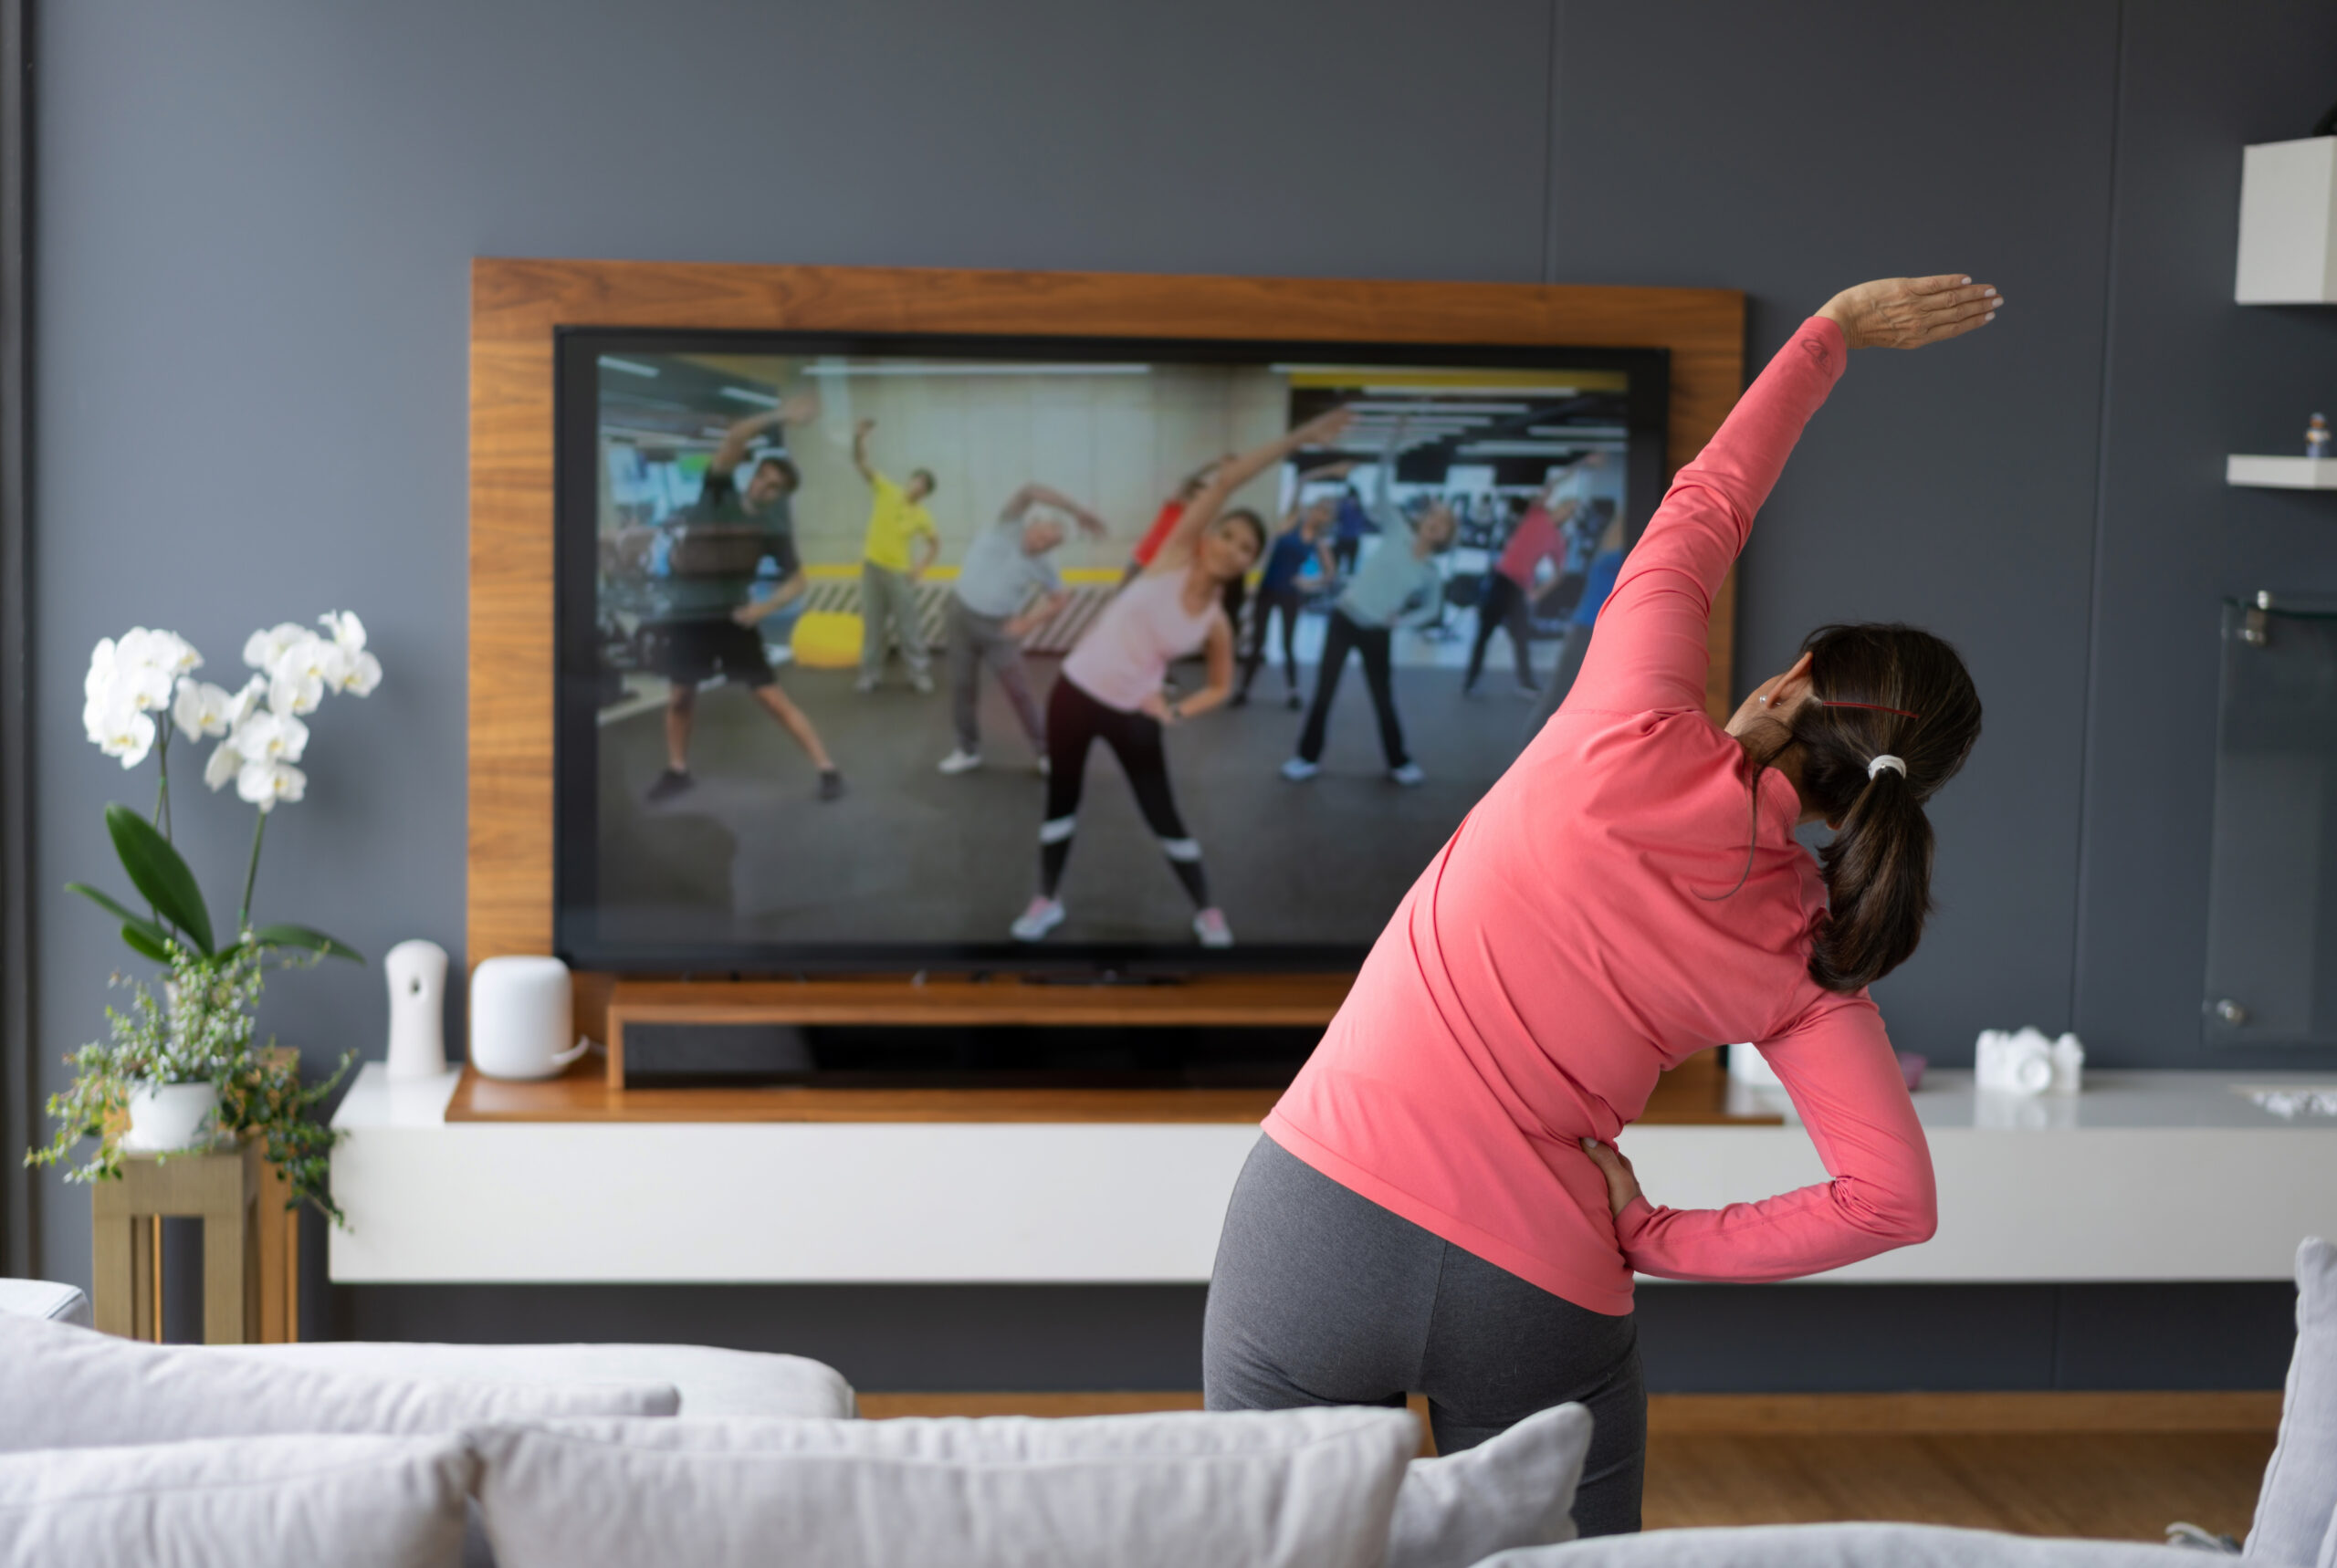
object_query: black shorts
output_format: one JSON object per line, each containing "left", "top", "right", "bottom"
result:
{"left": 649, "top": 619, "right": 774, "bottom": 688}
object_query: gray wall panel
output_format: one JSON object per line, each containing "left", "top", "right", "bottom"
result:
{"left": 1548, "top": 0, "right": 2122, "bottom": 1061}
{"left": 2072, "top": 0, "right": 2337, "bottom": 1067}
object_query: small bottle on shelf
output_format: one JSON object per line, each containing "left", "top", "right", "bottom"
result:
{"left": 2311, "top": 413, "right": 2331, "bottom": 460}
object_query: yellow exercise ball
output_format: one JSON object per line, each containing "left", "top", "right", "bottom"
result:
{"left": 791, "top": 611, "right": 864, "bottom": 669}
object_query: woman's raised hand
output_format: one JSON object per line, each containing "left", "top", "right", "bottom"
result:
{"left": 1818, "top": 275, "right": 1999, "bottom": 350}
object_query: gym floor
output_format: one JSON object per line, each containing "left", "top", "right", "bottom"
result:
{"left": 591, "top": 643, "right": 1557, "bottom": 952}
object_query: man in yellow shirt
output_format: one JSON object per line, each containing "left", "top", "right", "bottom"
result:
{"left": 852, "top": 418, "right": 940, "bottom": 693}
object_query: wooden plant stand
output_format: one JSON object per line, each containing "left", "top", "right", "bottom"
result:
{"left": 90, "top": 1138, "right": 299, "bottom": 1344}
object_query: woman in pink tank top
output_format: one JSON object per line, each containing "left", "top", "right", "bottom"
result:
{"left": 1012, "top": 405, "right": 1355, "bottom": 949}
{"left": 1203, "top": 275, "right": 2000, "bottom": 1535}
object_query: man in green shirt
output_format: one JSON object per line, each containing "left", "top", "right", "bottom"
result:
{"left": 851, "top": 417, "right": 940, "bottom": 693}
{"left": 644, "top": 400, "right": 843, "bottom": 803}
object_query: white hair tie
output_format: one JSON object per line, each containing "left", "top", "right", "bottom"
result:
{"left": 1868, "top": 754, "right": 1907, "bottom": 781}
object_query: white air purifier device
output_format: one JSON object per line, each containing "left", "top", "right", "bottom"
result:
{"left": 468, "top": 955, "right": 589, "bottom": 1081}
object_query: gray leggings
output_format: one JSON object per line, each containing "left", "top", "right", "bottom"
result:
{"left": 1203, "top": 1135, "right": 1645, "bottom": 1537}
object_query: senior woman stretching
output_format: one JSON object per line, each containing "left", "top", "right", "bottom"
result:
{"left": 1202, "top": 274, "right": 1996, "bottom": 1535}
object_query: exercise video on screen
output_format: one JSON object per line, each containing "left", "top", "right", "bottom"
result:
{"left": 564, "top": 341, "right": 1646, "bottom": 960}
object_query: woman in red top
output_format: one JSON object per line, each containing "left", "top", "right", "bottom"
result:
{"left": 1203, "top": 275, "right": 1997, "bottom": 1536}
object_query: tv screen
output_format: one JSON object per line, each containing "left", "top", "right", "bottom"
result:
{"left": 555, "top": 329, "right": 1667, "bottom": 974}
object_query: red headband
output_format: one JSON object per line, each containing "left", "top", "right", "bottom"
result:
{"left": 1824, "top": 700, "right": 1921, "bottom": 720}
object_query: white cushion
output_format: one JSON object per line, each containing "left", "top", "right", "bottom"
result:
{"left": 474, "top": 1407, "right": 1420, "bottom": 1568}
{"left": 2252, "top": 1237, "right": 2337, "bottom": 1565}
{"left": 1388, "top": 1403, "right": 1592, "bottom": 1568}
{"left": 1476, "top": 1521, "right": 2200, "bottom": 1566}
{"left": 0, "top": 1278, "right": 89, "bottom": 1326}
{"left": 0, "top": 1433, "right": 471, "bottom": 1568}
{"left": 0, "top": 1312, "right": 677, "bottom": 1451}
{"left": 208, "top": 1340, "right": 854, "bottom": 1418}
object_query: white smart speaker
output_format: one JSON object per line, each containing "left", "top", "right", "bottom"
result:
{"left": 468, "top": 956, "right": 591, "bottom": 1081}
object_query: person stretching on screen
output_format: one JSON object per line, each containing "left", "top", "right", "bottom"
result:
{"left": 938, "top": 483, "right": 1109, "bottom": 776}
{"left": 1526, "top": 497, "right": 1630, "bottom": 733}
{"left": 1123, "top": 454, "right": 1232, "bottom": 582}
{"left": 645, "top": 399, "right": 844, "bottom": 805}
{"left": 1280, "top": 426, "right": 1455, "bottom": 786}
{"left": 1231, "top": 466, "right": 1350, "bottom": 709}
{"left": 1012, "top": 406, "right": 1355, "bottom": 948}
{"left": 851, "top": 418, "right": 940, "bottom": 694}
{"left": 1202, "top": 275, "right": 1997, "bottom": 1536}
{"left": 1461, "top": 453, "right": 1601, "bottom": 701}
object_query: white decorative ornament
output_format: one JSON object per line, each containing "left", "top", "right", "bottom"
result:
{"left": 1975, "top": 1027, "right": 2084, "bottom": 1097}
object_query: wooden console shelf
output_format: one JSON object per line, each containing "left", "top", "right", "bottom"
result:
{"left": 444, "top": 1040, "right": 1776, "bottom": 1126}
{"left": 602, "top": 973, "right": 1355, "bottom": 1087}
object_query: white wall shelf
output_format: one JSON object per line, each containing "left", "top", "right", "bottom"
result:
{"left": 2237, "top": 136, "right": 2337, "bottom": 304}
{"left": 2228, "top": 455, "right": 2337, "bottom": 490}
{"left": 330, "top": 1064, "right": 2337, "bottom": 1286}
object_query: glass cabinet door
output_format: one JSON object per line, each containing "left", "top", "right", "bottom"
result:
{"left": 2203, "top": 595, "right": 2337, "bottom": 1047}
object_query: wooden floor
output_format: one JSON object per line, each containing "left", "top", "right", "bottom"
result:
{"left": 856, "top": 1392, "right": 2276, "bottom": 1545}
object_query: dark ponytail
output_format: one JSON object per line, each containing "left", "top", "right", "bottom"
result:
{"left": 1761, "top": 623, "right": 1982, "bottom": 992}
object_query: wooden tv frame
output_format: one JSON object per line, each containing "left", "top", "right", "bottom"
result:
{"left": 468, "top": 258, "right": 1746, "bottom": 1050}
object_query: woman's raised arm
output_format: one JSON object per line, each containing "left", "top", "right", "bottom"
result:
{"left": 1152, "top": 407, "right": 1354, "bottom": 574}
{"left": 1564, "top": 275, "right": 1998, "bottom": 717}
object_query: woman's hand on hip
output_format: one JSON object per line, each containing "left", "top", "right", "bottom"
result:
{"left": 1818, "top": 275, "right": 1999, "bottom": 350}
{"left": 1579, "top": 1137, "right": 1643, "bottom": 1218}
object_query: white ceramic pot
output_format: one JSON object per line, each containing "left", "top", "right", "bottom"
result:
{"left": 121, "top": 1082, "right": 220, "bottom": 1153}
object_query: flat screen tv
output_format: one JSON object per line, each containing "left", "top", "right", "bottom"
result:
{"left": 555, "top": 328, "right": 1667, "bottom": 976}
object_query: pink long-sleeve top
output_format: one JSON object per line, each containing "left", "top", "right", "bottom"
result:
{"left": 1263, "top": 316, "right": 1936, "bottom": 1316}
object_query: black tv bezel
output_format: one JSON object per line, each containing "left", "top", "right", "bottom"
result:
{"left": 554, "top": 325, "right": 1670, "bottom": 978}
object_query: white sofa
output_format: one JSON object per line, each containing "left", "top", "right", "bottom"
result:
{"left": 0, "top": 1238, "right": 2329, "bottom": 1568}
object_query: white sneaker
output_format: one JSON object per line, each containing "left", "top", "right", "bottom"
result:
{"left": 854, "top": 674, "right": 879, "bottom": 694}
{"left": 938, "top": 749, "right": 982, "bottom": 775}
{"left": 1389, "top": 763, "right": 1425, "bottom": 786}
{"left": 910, "top": 671, "right": 935, "bottom": 695}
{"left": 1279, "top": 758, "right": 1319, "bottom": 782}
{"left": 1192, "top": 908, "right": 1235, "bottom": 948}
{"left": 1011, "top": 896, "right": 1066, "bottom": 942}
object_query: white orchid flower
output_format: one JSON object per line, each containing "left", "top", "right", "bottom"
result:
{"left": 135, "top": 628, "right": 203, "bottom": 677}
{"left": 203, "top": 737, "right": 243, "bottom": 792}
{"left": 265, "top": 634, "right": 344, "bottom": 716}
{"left": 236, "top": 758, "right": 306, "bottom": 811}
{"left": 225, "top": 674, "right": 267, "bottom": 728}
{"left": 243, "top": 622, "right": 310, "bottom": 672}
{"left": 230, "top": 706, "right": 309, "bottom": 765}
{"left": 336, "top": 647, "right": 383, "bottom": 696}
{"left": 88, "top": 701, "right": 156, "bottom": 768}
{"left": 84, "top": 638, "right": 119, "bottom": 705}
{"left": 104, "top": 640, "right": 175, "bottom": 715}
{"left": 171, "top": 677, "right": 236, "bottom": 740}
{"left": 320, "top": 611, "right": 367, "bottom": 652}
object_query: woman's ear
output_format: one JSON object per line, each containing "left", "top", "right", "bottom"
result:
{"left": 1775, "top": 650, "right": 1818, "bottom": 711}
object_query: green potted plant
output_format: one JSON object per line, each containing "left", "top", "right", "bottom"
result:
{"left": 26, "top": 617, "right": 383, "bottom": 1219}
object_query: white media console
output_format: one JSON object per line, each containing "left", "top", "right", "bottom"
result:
{"left": 329, "top": 1065, "right": 2337, "bottom": 1286}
